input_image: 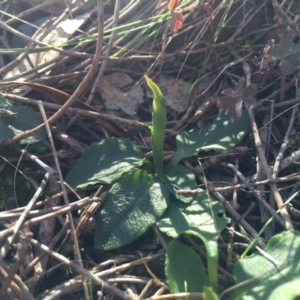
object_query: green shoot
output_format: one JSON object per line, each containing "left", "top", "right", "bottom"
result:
{"left": 144, "top": 75, "right": 167, "bottom": 176}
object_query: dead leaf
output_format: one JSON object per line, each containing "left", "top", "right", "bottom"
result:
{"left": 147, "top": 75, "right": 192, "bottom": 113}
{"left": 98, "top": 72, "right": 145, "bottom": 116}
{"left": 217, "top": 79, "right": 257, "bottom": 118}
{"left": 4, "top": 12, "right": 91, "bottom": 87}
{"left": 168, "top": 0, "right": 181, "bottom": 10}
{"left": 170, "top": 11, "right": 183, "bottom": 32}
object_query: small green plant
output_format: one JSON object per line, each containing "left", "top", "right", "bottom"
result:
{"left": 65, "top": 76, "right": 251, "bottom": 297}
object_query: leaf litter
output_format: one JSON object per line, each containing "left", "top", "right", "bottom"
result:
{"left": 98, "top": 72, "right": 145, "bottom": 116}
{"left": 1, "top": 0, "right": 300, "bottom": 299}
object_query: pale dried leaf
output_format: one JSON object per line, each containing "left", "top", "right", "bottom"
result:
{"left": 4, "top": 12, "right": 90, "bottom": 83}
{"left": 147, "top": 75, "right": 192, "bottom": 113}
{"left": 98, "top": 72, "right": 145, "bottom": 116}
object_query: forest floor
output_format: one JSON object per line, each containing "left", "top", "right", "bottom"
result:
{"left": 0, "top": 0, "right": 300, "bottom": 299}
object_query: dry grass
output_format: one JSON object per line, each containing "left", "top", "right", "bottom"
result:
{"left": 0, "top": 0, "right": 300, "bottom": 299}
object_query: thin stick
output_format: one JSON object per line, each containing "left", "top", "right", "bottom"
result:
{"left": 66, "top": 0, "right": 121, "bottom": 129}
{"left": 0, "top": 231, "right": 33, "bottom": 298}
{"left": 20, "top": 219, "right": 70, "bottom": 279}
{"left": 38, "top": 100, "right": 90, "bottom": 299}
{"left": 148, "top": 292, "right": 203, "bottom": 300}
{"left": 273, "top": 105, "right": 298, "bottom": 178}
{"left": 256, "top": 113, "right": 273, "bottom": 239}
{"left": 31, "top": 238, "right": 133, "bottom": 300}
{"left": 178, "top": 174, "right": 300, "bottom": 194}
{"left": 0, "top": 172, "right": 50, "bottom": 260}
{"left": 248, "top": 108, "right": 293, "bottom": 229}
{"left": 0, "top": 0, "right": 104, "bottom": 146}
{"left": 21, "top": 149, "right": 57, "bottom": 174}
{"left": 0, "top": 260, "right": 35, "bottom": 300}
{"left": 197, "top": 175, "right": 265, "bottom": 247}
{"left": 0, "top": 197, "right": 98, "bottom": 220}
{"left": 4, "top": 93, "right": 152, "bottom": 131}
{"left": 221, "top": 163, "right": 285, "bottom": 228}
{"left": 243, "top": 61, "right": 293, "bottom": 230}
{"left": 38, "top": 253, "right": 163, "bottom": 299}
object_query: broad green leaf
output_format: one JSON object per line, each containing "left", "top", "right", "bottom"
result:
{"left": 0, "top": 96, "right": 45, "bottom": 144}
{"left": 157, "top": 194, "right": 229, "bottom": 244}
{"left": 94, "top": 169, "right": 170, "bottom": 250}
{"left": 157, "top": 195, "right": 229, "bottom": 290}
{"left": 165, "top": 240, "right": 207, "bottom": 299}
{"left": 65, "top": 138, "right": 145, "bottom": 188}
{"left": 230, "top": 231, "right": 300, "bottom": 300}
{"left": 144, "top": 75, "right": 167, "bottom": 176}
{"left": 164, "top": 164, "right": 196, "bottom": 203}
{"left": 169, "top": 111, "right": 250, "bottom": 166}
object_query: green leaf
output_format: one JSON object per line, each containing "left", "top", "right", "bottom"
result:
{"left": 144, "top": 75, "right": 167, "bottom": 176}
{"left": 269, "top": 40, "right": 300, "bottom": 75}
{"left": 164, "top": 164, "right": 196, "bottom": 203}
{"left": 281, "top": 53, "right": 300, "bottom": 74}
{"left": 65, "top": 138, "right": 145, "bottom": 188}
{"left": 94, "top": 169, "right": 170, "bottom": 250}
{"left": 157, "top": 194, "right": 229, "bottom": 245}
{"left": 203, "top": 286, "right": 219, "bottom": 300}
{"left": 169, "top": 111, "right": 250, "bottom": 166}
{"left": 0, "top": 96, "right": 45, "bottom": 144}
{"left": 165, "top": 240, "right": 207, "bottom": 299}
{"left": 230, "top": 231, "right": 300, "bottom": 300}
{"left": 157, "top": 195, "right": 230, "bottom": 290}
